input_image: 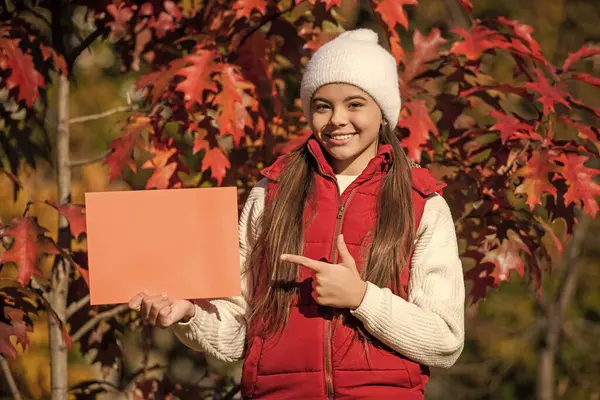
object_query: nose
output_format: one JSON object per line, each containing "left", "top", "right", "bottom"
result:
{"left": 330, "top": 107, "right": 349, "bottom": 127}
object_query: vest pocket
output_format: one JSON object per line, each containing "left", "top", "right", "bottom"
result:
{"left": 241, "top": 336, "right": 263, "bottom": 398}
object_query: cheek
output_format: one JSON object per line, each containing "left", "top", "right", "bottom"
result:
{"left": 352, "top": 115, "right": 379, "bottom": 136}
{"left": 310, "top": 114, "right": 329, "bottom": 133}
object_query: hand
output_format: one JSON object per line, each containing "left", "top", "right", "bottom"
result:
{"left": 128, "top": 292, "right": 196, "bottom": 327}
{"left": 281, "top": 234, "right": 368, "bottom": 309}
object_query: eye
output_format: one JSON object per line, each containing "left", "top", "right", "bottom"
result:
{"left": 314, "top": 103, "right": 330, "bottom": 112}
{"left": 348, "top": 102, "right": 363, "bottom": 109}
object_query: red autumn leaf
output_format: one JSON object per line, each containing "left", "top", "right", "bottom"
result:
{"left": 0, "top": 308, "right": 31, "bottom": 360}
{"left": 175, "top": 50, "right": 220, "bottom": 109}
{"left": 398, "top": 100, "right": 438, "bottom": 162}
{"left": 202, "top": 147, "right": 231, "bottom": 185}
{"left": 213, "top": 65, "right": 258, "bottom": 146}
{"left": 570, "top": 73, "right": 600, "bottom": 89}
{"left": 373, "top": 0, "right": 418, "bottom": 31}
{"left": 388, "top": 30, "right": 404, "bottom": 66}
{"left": 106, "top": 2, "right": 134, "bottom": 37}
{"left": 232, "top": 0, "right": 267, "bottom": 19}
{"left": 402, "top": 28, "right": 446, "bottom": 83}
{"left": 514, "top": 150, "right": 559, "bottom": 210}
{"left": 496, "top": 17, "right": 546, "bottom": 64}
{"left": 307, "top": 0, "right": 343, "bottom": 11}
{"left": 137, "top": 58, "right": 188, "bottom": 105}
{"left": 489, "top": 110, "right": 533, "bottom": 144}
{"left": 150, "top": 12, "right": 176, "bottom": 38}
{"left": 562, "top": 45, "right": 600, "bottom": 71}
{"left": 299, "top": 24, "right": 339, "bottom": 53}
{"left": 556, "top": 153, "right": 600, "bottom": 218}
{"left": 0, "top": 35, "right": 46, "bottom": 107}
{"left": 523, "top": 70, "right": 571, "bottom": 114}
{"left": 450, "top": 25, "right": 507, "bottom": 60}
{"left": 40, "top": 45, "right": 68, "bottom": 76}
{"left": 192, "top": 128, "right": 210, "bottom": 155}
{"left": 45, "top": 201, "right": 87, "bottom": 239}
{"left": 0, "top": 217, "right": 58, "bottom": 287}
{"left": 142, "top": 145, "right": 178, "bottom": 189}
{"left": 104, "top": 116, "right": 153, "bottom": 181}
{"left": 483, "top": 230, "right": 530, "bottom": 285}
{"left": 149, "top": 1, "right": 182, "bottom": 37}
{"left": 236, "top": 31, "right": 280, "bottom": 114}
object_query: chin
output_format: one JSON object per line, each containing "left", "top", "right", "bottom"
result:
{"left": 326, "top": 146, "right": 358, "bottom": 161}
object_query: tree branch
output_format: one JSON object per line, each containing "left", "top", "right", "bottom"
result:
{"left": 0, "top": 355, "right": 23, "bottom": 400}
{"left": 70, "top": 149, "right": 113, "bottom": 168}
{"left": 69, "top": 105, "right": 137, "bottom": 125}
{"left": 69, "top": 26, "right": 109, "bottom": 67}
{"left": 30, "top": 276, "right": 50, "bottom": 302}
{"left": 66, "top": 295, "right": 90, "bottom": 319}
{"left": 71, "top": 304, "right": 128, "bottom": 343}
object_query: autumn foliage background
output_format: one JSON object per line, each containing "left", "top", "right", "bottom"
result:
{"left": 0, "top": 0, "right": 599, "bottom": 399}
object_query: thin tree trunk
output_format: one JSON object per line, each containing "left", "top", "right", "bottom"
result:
{"left": 49, "top": 73, "right": 72, "bottom": 400}
{"left": 0, "top": 355, "right": 23, "bottom": 400}
{"left": 536, "top": 215, "right": 591, "bottom": 400}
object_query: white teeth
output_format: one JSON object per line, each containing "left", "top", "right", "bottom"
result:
{"left": 330, "top": 134, "right": 354, "bottom": 140}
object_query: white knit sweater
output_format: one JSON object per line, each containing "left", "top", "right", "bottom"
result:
{"left": 172, "top": 175, "right": 465, "bottom": 368}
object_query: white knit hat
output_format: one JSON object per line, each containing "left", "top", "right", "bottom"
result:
{"left": 300, "top": 28, "right": 401, "bottom": 127}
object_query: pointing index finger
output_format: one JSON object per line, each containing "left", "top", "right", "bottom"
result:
{"left": 281, "top": 254, "right": 323, "bottom": 272}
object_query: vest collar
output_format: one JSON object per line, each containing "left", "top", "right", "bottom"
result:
{"left": 260, "top": 137, "right": 447, "bottom": 196}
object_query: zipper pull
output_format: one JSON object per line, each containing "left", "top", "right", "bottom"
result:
{"left": 337, "top": 205, "right": 344, "bottom": 219}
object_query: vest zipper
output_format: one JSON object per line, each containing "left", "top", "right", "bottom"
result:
{"left": 307, "top": 145, "right": 376, "bottom": 399}
{"left": 324, "top": 189, "right": 356, "bottom": 399}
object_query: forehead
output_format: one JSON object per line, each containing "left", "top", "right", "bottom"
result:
{"left": 312, "top": 83, "right": 373, "bottom": 101}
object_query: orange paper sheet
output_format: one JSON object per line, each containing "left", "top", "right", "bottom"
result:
{"left": 84, "top": 187, "right": 241, "bottom": 305}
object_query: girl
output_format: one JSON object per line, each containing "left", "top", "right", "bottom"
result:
{"left": 129, "top": 28, "right": 465, "bottom": 399}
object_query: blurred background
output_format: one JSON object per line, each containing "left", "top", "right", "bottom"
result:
{"left": 0, "top": 0, "right": 599, "bottom": 399}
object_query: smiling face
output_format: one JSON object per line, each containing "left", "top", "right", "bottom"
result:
{"left": 309, "top": 83, "right": 384, "bottom": 176}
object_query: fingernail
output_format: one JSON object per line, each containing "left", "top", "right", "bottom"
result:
{"left": 280, "top": 255, "right": 287, "bottom": 260}
{"left": 161, "top": 293, "right": 167, "bottom": 298}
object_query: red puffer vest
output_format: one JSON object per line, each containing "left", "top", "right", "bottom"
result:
{"left": 241, "top": 138, "right": 446, "bottom": 399}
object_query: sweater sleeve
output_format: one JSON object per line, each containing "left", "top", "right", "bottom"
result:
{"left": 171, "top": 179, "right": 267, "bottom": 362}
{"left": 349, "top": 194, "right": 465, "bottom": 368}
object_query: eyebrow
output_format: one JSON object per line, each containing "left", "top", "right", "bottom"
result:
{"left": 312, "top": 95, "right": 368, "bottom": 103}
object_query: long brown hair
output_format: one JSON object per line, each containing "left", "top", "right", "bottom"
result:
{"left": 245, "top": 125, "right": 415, "bottom": 336}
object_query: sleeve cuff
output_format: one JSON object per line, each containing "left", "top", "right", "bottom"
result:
{"left": 350, "top": 281, "right": 383, "bottom": 320}
{"left": 176, "top": 303, "right": 199, "bottom": 326}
